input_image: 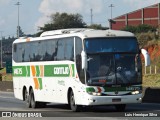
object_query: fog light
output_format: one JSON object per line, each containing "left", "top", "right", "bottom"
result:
{"left": 137, "top": 97, "right": 142, "bottom": 101}
{"left": 88, "top": 99, "right": 96, "bottom": 102}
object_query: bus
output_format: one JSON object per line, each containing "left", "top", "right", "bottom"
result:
{"left": 12, "top": 29, "right": 150, "bottom": 112}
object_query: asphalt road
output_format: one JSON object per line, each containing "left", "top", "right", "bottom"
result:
{"left": 0, "top": 91, "right": 160, "bottom": 119}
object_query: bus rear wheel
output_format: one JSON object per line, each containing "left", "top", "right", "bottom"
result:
{"left": 69, "top": 91, "right": 81, "bottom": 112}
{"left": 115, "top": 104, "right": 126, "bottom": 112}
{"left": 24, "top": 89, "right": 31, "bottom": 108}
{"left": 30, "top": 89, "right": 38, "bottom": 108}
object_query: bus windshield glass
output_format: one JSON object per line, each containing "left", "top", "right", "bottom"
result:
{"left": 85, "top": 37, "right": 139, "bottom": 53}
{"left": 84, "top": 37, "right": 142, "bottom": 86}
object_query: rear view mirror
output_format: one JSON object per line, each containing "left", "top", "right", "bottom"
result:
{"left": 141, "top": 49, "right": 150, "bottom": 66}
{"left": 81, "top": 51, "right": 88, "bottom": 70}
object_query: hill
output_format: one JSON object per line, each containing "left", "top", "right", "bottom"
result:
{"left": 137, "top": 32, "right": 160, "bottom": 88}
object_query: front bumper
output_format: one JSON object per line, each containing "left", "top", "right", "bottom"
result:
{"left": 81, "top": 93, "right": 142, "bottom": 106}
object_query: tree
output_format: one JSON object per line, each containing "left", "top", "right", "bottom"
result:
{"left": 87, "top": 24, "right": 108, "bottom": 30}
{"left": 38, "top": 12, "right": 86, "bottom": 34}
{"left": 17, "top": 26, "right": 24, "bottom": 37}
{"left": 122, "top": 24, "right": 157, "bottom": 33}
{"left": 121, "top": 26, "right": 137, "bottom": 33}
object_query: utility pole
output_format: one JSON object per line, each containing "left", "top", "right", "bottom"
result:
{"left": 109, "top": 4, "right": 115, "bottom": 29}
{"left": 109, "top": 4, "right": 114, "bottom": 19}
{"left": 90, "top": 9, "right": 93, "bottom": 25}
{"left": 0, "top": 31, "right": 3, "bottom": 68}
{"left": 15, "top": 1, "right": 21, "bottom": 38}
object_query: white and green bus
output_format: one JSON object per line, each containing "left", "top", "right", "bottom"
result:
{"left": 12, "top": 29, "right": 150, "bottom": 112}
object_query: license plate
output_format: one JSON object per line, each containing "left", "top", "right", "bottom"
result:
{"left": 112, "top": 98, "right": 121, "bottom": 102}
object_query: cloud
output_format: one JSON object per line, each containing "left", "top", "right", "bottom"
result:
{"left": 35, "top": 0, "right": 103, "bottom": 28}
{"left": 0, "top": 18, "right": 5, "bottom": 27}
{"left": 122, "top": 0, "right": 160, "bottom": 9}
{"left": 0, "top": 0, "right": 11, "bottom": 6}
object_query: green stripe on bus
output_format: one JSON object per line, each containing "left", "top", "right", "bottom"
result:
{"left": 38, "top": 78, "right": 43, "bottom": 90}
{"left": 13, "top": 64, "right": 75, "bottom": 77}
{"left": 26, "top": 66, "right": 30, "bottom": 77}
{"left": 86, "top": 87, "right": 96, "bottom": 92}
{"left": 44, "top": 64, "right": 75, "bottom": 77}
{"left": 103, "top": 87, "right": 127, "bottom": 92}
{"left": 71, "top": 64, "right": 75, "bottom": 77}
{"left": 13, "top": 66, "right": 29, "bottom": 77}
{"left": 36, "top": 66, "right": 40, "bottom": 77}
{"left": 86, "top": 86, "right": 142, "bottom": 92}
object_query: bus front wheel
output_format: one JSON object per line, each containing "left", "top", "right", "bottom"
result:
{"left": 69, "top": 90, "right": 81, "bottom": 112}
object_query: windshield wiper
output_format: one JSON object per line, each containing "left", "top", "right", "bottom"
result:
{"left": 87, "top": 57, "right": 93, "bottom": 61}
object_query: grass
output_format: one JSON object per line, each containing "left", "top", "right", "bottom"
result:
{"left": 0, "top": 68, "right": 12, "bottom": 81}
{"left": 143, "top": 74, "right": 160, "bottom": 88}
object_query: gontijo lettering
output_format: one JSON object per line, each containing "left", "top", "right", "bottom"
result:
{"left": 54, "top": 67, "right": 69, "bottom": 75}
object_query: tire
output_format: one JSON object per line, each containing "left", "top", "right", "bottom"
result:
{"left": 115, "top": 104, "right": 126, "bottom": 112}
{"left": 69, "top": 90, "right": 81, "bottom": 112}
{"left": 30, "top": 89, "right": 38, "bottom": 108}
{"left": 24, "top": 89, "right": 31, "bottom": 108}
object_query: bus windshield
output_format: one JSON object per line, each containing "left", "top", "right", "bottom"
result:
{"left": 85, "top": 37, "right": 139, "bottom": 53}
{"left": 84, "top": 37, "right": 142, "bottom": 86}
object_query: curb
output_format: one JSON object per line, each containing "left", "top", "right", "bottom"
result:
{"left": 0, "top": 81, "right": 13, "bottom": 92}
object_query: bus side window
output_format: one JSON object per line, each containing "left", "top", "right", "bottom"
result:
{"left": 56, "top": 37, "right": 74, "bottom": 61}
{"left": 17, "top": 44, "right": 23, "bottom": 62}
{"left": 13, "top": 44, "right": 18, "bottom": 62}
{"left": 13, "top": 44, "right": 17, "bottom": 52}
{"left": 23, "top": 43, "right": 30, "bottom": 62}
{"left": 64, "top": 38, "right": 74, "bottom": 61}
{"left": 49, "top": 40, "right": 56, "bottom": 61}
{"left": 75, "top": 37, "right": 85, "bottom": 84}
{"left": 57, "top": 39, "right": 65, "bottom": 61}
{"left": 53, "top": 40, "right": 58, "bottom": 61}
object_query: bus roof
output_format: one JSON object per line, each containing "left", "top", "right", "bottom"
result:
{"left": 40, "top": 28, "right": 134, "bottom": 37}
{"left": 13, "top": 29, "right": 135, "bottom": 44}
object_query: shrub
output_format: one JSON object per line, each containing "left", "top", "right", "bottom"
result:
{"left": 136, "top": 32, "right": 157, "bottom": 47}
{"left": 122, "top": 24, "right": 157, "bottom": 33}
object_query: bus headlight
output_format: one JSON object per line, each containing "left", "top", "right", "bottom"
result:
{"left": 87, "top": 92, "right": 102, "bottom": 96}
{"left": 131, "top": 91, "right": 140, "bottom": 95}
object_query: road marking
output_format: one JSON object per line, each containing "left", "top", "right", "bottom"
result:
{"left": 0, "top": 95, "right": 15, "bottom": 99}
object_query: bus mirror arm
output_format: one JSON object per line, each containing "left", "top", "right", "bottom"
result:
{"left": 141, "top": 49, "right": 150, "bottom": 67}
{"left": 139, "top": 49, "right": 141, "bottom": 54}
{"left": 81, "top": 51, "right": 88, "bottom": 70}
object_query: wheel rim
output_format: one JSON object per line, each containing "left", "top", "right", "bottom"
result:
{"left": 31, "top": 93, "right": 35, "bottom": 107}
{"left": 70, "top": 92, "right": 77, "bottom": 110}
{"left": 25, "top": 90, "right": 28, "bottom": 102}
{"left": 71, "top": 94, "right": 75, "bottom": 107}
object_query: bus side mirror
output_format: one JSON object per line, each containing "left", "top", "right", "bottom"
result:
{"left": 141, "top": 49, "right": 150, "bottom": 66}
{"left": 81, "top": 51, "right": 88, "bottom": 70}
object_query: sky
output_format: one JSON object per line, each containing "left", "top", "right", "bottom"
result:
{"left": 0, "top": 0, "right": 160, "bottom": 38}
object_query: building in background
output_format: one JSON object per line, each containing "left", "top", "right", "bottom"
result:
{"left": 111, "top": 3, "right": 160, "bottom": 30}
